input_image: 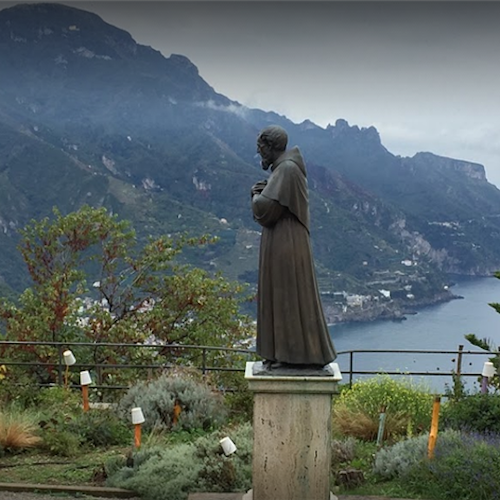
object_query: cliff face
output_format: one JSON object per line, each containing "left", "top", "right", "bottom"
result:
{"left": 407, "top": 153, "right": 487, "bottom": 182}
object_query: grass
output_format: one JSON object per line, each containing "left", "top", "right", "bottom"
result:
{"left": 0, "top": 446, "right": 130, "bottom": 485}
{"left": 0, "top": 408, "right": 42, "bottom": 451}
{"left": 339, "top": 481, "right": 428, "bottom": 498}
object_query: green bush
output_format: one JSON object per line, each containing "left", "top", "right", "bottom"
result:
{"left": 36, "top": 388, "right": 130, "bottom": 452}
{"left": 117, "top": 374, "right": 228, "bottom": 433}
{"left": 441, "top": 393, "right": 500, "bottom": 434}
{"left": 37, "top": 386, "right": 82, "bottom": 417}
{"left": 106, "top": 422, "right": 253, "bottom": 500}
{"left": 333, "top": 375, "right": 434, "bottom": 439}
{"left": 39, "top": 428, "right": 82, "bottom": 456}
{"left": 220, "top": 371, "right": 254, "bottom": 423}
{"left": 0, "top": 371, "right": 41, "bottom": 408}
{"left": 68, "top": 410, "right": 132, "bottom": 448}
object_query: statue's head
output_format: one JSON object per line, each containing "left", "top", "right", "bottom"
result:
{"left": 257, "top": 125, "right": 288, "bottom": 170}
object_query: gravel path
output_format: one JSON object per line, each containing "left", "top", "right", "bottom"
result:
{"left": 0, "top": 494, "right": 141, "bottom": 500}
{"left": 0, "top": 493, "right": 423, "bottom": 500}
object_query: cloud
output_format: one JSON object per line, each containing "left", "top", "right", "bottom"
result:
{"left": 194, "top": 100, "right": 250, "bottom": 119}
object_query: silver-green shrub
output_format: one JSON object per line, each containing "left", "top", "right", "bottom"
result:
{"left": 117, "top": 374, "right": 228, "bottom": 432}
{"left": 373, "top": 429, "right": 462, "bottom": 479}
{"left": 106, "top": 443, "right": 200, "bottom": 500}
{"left": 194, "top": 422, "right": 253, "bottom": 492}
{"left": 331, "top": 437, "right": 356, "bottom": 466}
{"left": 106, "top": 422, "right": 253, "bottom": 500}
{"left": 373, "top": 433, "right": 429, "bottom": 479}
{"left": 398, "top": 430, "right": 500, "bottom": 500}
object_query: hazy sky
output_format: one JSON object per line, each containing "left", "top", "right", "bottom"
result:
{"left": 2, "top": 1, "right": 500, "bottom": 186}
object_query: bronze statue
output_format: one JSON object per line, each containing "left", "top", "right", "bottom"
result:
{"left": 251, "top": 125, "right": 337, "bottom": 368}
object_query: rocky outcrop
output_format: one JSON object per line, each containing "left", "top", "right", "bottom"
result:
{"left": 323, "top": 291, "right": 460, "bottom": 325}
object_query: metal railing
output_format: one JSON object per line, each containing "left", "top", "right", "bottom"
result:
{"left": 0, "top": 340, "right": 256, "bottom": 391}
{"left": 336, "top": 345, "right": 492, "bottom": 387}
{"left": 0, "top": 341, "right": 494, "bottom": 393}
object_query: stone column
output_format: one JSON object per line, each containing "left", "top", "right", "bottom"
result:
{"left": 243, "top": 362, "right": 342, "bottom": 500}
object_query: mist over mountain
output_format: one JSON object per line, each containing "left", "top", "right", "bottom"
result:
{"left": 1, "top": 2, "right": 499, "bottom": 322}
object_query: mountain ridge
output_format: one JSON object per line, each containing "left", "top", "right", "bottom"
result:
{"left": 1, "top": 2, "right": 499, "bottom": 323}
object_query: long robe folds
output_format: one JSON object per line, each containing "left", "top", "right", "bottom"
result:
{"left": 251, "top": 147, "right": 337, "bottom": 365}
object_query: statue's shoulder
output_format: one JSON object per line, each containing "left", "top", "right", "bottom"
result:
{"left": 276, "top": 159, "right": 304, "bottom": 180}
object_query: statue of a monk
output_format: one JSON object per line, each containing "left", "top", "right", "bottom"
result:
{"left": 251, "top": 125, "right": 337, "bottom": 368}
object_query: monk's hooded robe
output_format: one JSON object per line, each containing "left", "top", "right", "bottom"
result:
{"left": 251, "top": 146, "right": 337, "bottom": 365}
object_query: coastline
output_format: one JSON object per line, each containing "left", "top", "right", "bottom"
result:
{"left": 324, "top": 290, "right": 463, "bottom": 326}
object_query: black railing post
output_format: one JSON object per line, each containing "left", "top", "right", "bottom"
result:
{"left": 456, "top": 344, "right": 464, "bottom": 376}
{"left": 57, "top": 344, "right": 63, "bottom": 387}
{"left": 349, "top": 351, "right": 354, "bottom": 388}
{"left": 202, "top": 348, "right": 207, "bottom": 377}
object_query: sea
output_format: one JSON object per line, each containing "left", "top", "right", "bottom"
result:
{"left": 328, "top": 276, "right": 500, "bottom": 393}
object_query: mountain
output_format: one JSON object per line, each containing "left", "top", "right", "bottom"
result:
{"left": 1, "top": 3, "right": 499, "bottom": 323}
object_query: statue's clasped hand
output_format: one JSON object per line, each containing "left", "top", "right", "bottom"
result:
{"left": 251, "top": 180, "right": 268, "bottom": 197}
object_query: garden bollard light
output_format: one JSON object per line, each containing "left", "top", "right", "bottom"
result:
{"left": 80, "top": 370, "right": 92, "bottom": 412}
{"left": 481, "top": 361, "right": 496, "bottom": 394}
{"left": 131, "top": 407, "right": 145, "bottom": 448}
{"left": 428, "top": 395, "right": 441, "bottom": 459}
{"left": 220, "top": 436, "right": 237, "bottom": 456}
{"left": 63, "top": 350, "right": 76, "bottom": 389}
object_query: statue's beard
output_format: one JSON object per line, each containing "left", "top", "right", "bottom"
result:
{"left": 261, "top": 159, "right": 271, "bottom": 171}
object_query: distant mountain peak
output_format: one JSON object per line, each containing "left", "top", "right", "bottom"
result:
{"left": 0, "top": 2, "right": 224, "bottom": 119}
{"left": 327, "top": 118, "right": 381, "bottom": 145}
{"left": 0, "top": 2, "right": 139, "bottom": 59}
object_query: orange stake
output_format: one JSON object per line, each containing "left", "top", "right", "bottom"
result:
{"left": 134, "top": 423, "right": 142, "bottom": 448}
{"left": 173, "top": 400, "right": 182, "bottom": 425}
{"left": 428, "top": 396, "right": 441, "bottom": 459}
{"left": 82, "top": 385, "right": 90, "bottom": 412}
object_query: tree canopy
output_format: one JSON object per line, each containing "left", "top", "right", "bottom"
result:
{"left": 0, "top": 206, "right": 254, "bottom": 388}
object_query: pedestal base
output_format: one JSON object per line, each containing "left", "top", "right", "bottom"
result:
{"left": 245, "top": 361, "right": 341, "bottom": 500}
{"left": 242, "top": 490, "right": 338, "bottom": 500}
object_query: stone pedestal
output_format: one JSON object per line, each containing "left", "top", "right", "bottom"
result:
{"left": 244, "top": 362, "right": 342, "bottom": 500}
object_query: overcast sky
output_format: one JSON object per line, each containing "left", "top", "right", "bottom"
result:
{"left": 2, "top": 1, "right": 500, "bottom": 187}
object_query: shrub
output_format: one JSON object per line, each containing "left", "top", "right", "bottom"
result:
{"left": 219, "top": 371, "right": 254, "bottom": 423}
{"left": 106, "top": 422, "right": 253, "bottom": 500}
{"left": 35, "top": 388, "right": 130, "bottom": 452}
{"left": 34, "top": 387, "right": 84, "bottom": 456}
{"left": 441, "top": 393, "right": 500, "bottom": 434}
{"left": 332, "top": 404, "right": 409, "bottom": 441}
{"left": 107, "top": 442, "right": 199, "bottom": 500}
{"left": 331, "top": 437, "right": 357, "bottom": 467}
{"left": 68, "top": 410, "right": 132, "bottom": 448}
{"left": 333, "top": 375, "right": 434, "bottom": 440}
{"left": 402, "top": 431, "right": 500, "bottom": 500}
{"left": 39, "top": 428, "right": 81, "bottom": 457}
{"left": 37, "top": 386, "right": 83, "bottom": 417}
{"left": 373, "top": 432, "right": 432, "bottom": 479}
{"left": 0, "top": 406, "right": 41, "bottom": 451}
{"left": 117, "top": 374, "right": 228, "bottom": 433}
{"left": 373, "top": 429, "right": 500, "bottom": 500}
{"left": 0, "top": 370, "right": 41, "bottom": 408}
{"left": 194, "top": 422, "right": 253, "bottom": 492}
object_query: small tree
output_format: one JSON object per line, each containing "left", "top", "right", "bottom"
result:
{"left": 464, "top": 271, "right": 500, "bottom": 391}
{"left": 0, "top": 206, "right": 253, "bottom": 389}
